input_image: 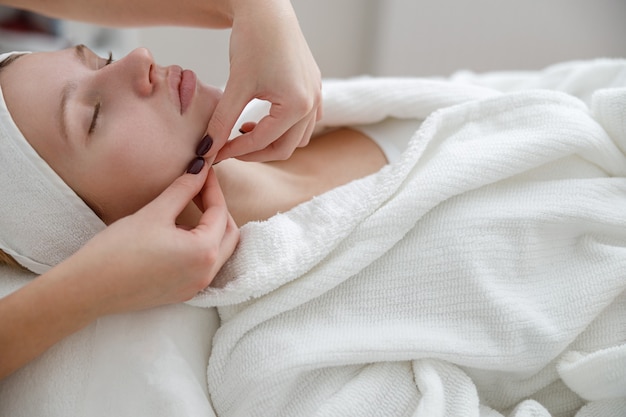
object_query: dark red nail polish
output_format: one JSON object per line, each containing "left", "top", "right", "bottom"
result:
{"left": 238, "top": 128, "right": 246, "bottom": 134}
{"left": 186, "top": 157, "right": 205, "bottom": 174}
{"left": 196, "top": 135, "right": 213, "bottom": 156}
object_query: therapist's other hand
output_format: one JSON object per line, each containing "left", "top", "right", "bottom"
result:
{"left": 208, "top": 0, "right": 322, "bottom": 163}
{"left": 71, "top": 165, "right": 239, "bottom": 316}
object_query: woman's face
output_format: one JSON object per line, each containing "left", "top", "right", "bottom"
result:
{"left": 0, "top": 46, "right": 222, "bottom": 223}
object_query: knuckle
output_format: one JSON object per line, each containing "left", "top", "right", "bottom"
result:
{"left": 290, "top": 87, "right": 317, "bottom": 114}
{"left": 200, "top": 246, "right": 220, "bottom": 266}
{"left": 188, "top": 242, "right": 219, "bottom": 270}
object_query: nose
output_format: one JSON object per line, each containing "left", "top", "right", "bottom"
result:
{"left": 122, "top": 47, "right": 154, "bottom": 97}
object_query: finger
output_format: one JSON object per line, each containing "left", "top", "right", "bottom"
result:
{"left": 201, "top": 167, "right": 227, "bottom": 210}
{"left": 221, "top": 113, "right": 314, "bottom": 162}
{"left": 141, "top": 163, "right": 209, "bottom": 221}
{"left": 194, "top": 167, "right": 230, "bottom": 234}
{"left": 239, "top": 121, "right": 257, "bottom": 134}
{"left": 184, "top": 168, "right": 238, "bottom": 290}
{"left": 315, "top": 101, "right": 323, "bottom": 122}
{"left": 206, "top": 81, "right": 253, "bottom": 155}
{"left": 297, "top": 116, "right": 316, "bottom": 148}
{"left": 216, "top": 99, "right": 307, "bottom": 161}
{"left": 193, "top": 166, "right": 226, "bottom": 213}
{"left": 195, "top": 213, "right": 240, "bottom": 289}
{"left": 217, "top": 215, "right": 240, "bottom": 264}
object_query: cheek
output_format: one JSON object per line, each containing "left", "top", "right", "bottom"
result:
{"left": 107, "top": 132, "right": 189, "bottom": 189}
{"left": 84, "top": 126, "right": 196, "bottom": 220}
{"left": 108, "top": 110, "right": 195, "bottom": 174}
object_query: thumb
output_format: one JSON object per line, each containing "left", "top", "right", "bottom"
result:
{"left": 207, "top": 81, "right": 251, "bottom": 154}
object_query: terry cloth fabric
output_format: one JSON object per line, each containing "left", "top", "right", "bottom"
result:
{"left": 0, "top": 51, "right": 105, "bottom": 274}
{"left": 189, "top": 60, "right": 626, "bottom": 417}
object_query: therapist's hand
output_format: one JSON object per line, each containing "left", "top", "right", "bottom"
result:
{"left": 0, "top": 165, "right": 237, "bottom": 380}
{"left": 207, "top": 0, "right": 322, "bottom": 163}
{"left": 71, "top": 164, "right": 239, "bottom": 316}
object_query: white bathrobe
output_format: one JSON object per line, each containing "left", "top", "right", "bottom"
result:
{"left": 190, "top": 60, "right": 626, "bottom": 417}
{"left": 1, "top": 59, "right": 624, "bottom": 417}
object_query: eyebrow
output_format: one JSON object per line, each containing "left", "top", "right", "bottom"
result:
{"left": 58, "top": 45, "right": 87, "bottom": 141}
{"left": 75, "top": 44, "right": 87, "bottom": 65}
{"left": 0, "top": 53, "right": 27, "bottom": 72}
{"left": 59, "top": 81, "right": 77, "bottom": 142}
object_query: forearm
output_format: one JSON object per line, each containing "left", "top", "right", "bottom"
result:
{"left": 0, "top": 167, "right": 237, "bottom": 381}
{"left": 0, "top": 260, "right": 101, "bottom": 380}
{"left": 0, "top": 0, "right": 235, "bottom": 28}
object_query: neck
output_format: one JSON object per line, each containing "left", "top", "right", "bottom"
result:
{"left": 178, "top": 128, "right": 387, "bottom": 228}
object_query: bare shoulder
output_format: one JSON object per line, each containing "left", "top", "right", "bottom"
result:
{"left": 214, "top": 128, "right": 386, "bottom": 226}
{"left": 268, "top": 128, "right": 387, "bottom": 179}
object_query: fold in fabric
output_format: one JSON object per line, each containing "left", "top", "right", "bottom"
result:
{"left": 189, "top": 60, "right": 626, "bottom": 417}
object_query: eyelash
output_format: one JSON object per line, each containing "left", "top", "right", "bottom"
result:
{"left": 88, "top": 102, "right": 101, "bottom": 135}
{"left": 88, "top": 52, "right": 114, "bottom": 135}
{"left": 105, "top": 51, "right": 114, "bottom": 66}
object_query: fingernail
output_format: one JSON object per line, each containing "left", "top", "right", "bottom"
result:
{"left": 196, "top": 135, "right": 213, "bottom": 156}
{"left": 186, "top": 157, "right": 205, "bottom": 174}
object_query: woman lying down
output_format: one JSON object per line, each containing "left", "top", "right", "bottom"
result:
{"left": 1, "top": 46, "right": 626, "bottom": 417}
{"left": 0, "top": 46, "right": 410, "bottom": 232}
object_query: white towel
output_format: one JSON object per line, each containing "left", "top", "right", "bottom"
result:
{"left": 189, "top": 60, "right": 626, "bottom": 417}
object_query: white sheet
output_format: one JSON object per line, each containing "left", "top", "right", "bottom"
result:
{"left": 0, "top": 266, "right": 220, "bottom": 417}
{"left": 189, "top": 60, "right": 626, "bottom": 417}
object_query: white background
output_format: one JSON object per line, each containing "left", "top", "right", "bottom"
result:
{"left": 136, "top": 0, "right": 626, "bottom": 86}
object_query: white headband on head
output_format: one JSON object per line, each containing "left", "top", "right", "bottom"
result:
{"left": 0, "top": 51, "right": 106, "bottom": 274}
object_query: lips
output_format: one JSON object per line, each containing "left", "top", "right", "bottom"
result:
{"left": 168, "top": 65, "right": 197, "bottom": 114}
{"left": 179, "top": 69, "right": 197, "bottom": 114}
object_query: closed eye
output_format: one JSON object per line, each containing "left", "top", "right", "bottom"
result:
{"left": 88, "top": 101, "right": 101, "bottom": 135}
{"left": 88, "top": 52, "right": 113, "bottom": 136}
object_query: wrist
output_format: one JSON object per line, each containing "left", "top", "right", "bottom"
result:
{"left": 39, "top": 256, "right": 106, "bottom": 324}
{"left": 229, "top": 0, "right": 295, "bottom": 20}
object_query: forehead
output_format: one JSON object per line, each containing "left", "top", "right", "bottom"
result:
{"left": 0, "top": 49, "right": 79, "bottom": 155}
{"left": 1, "top": 48, "right": 76, "bottom": 88}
